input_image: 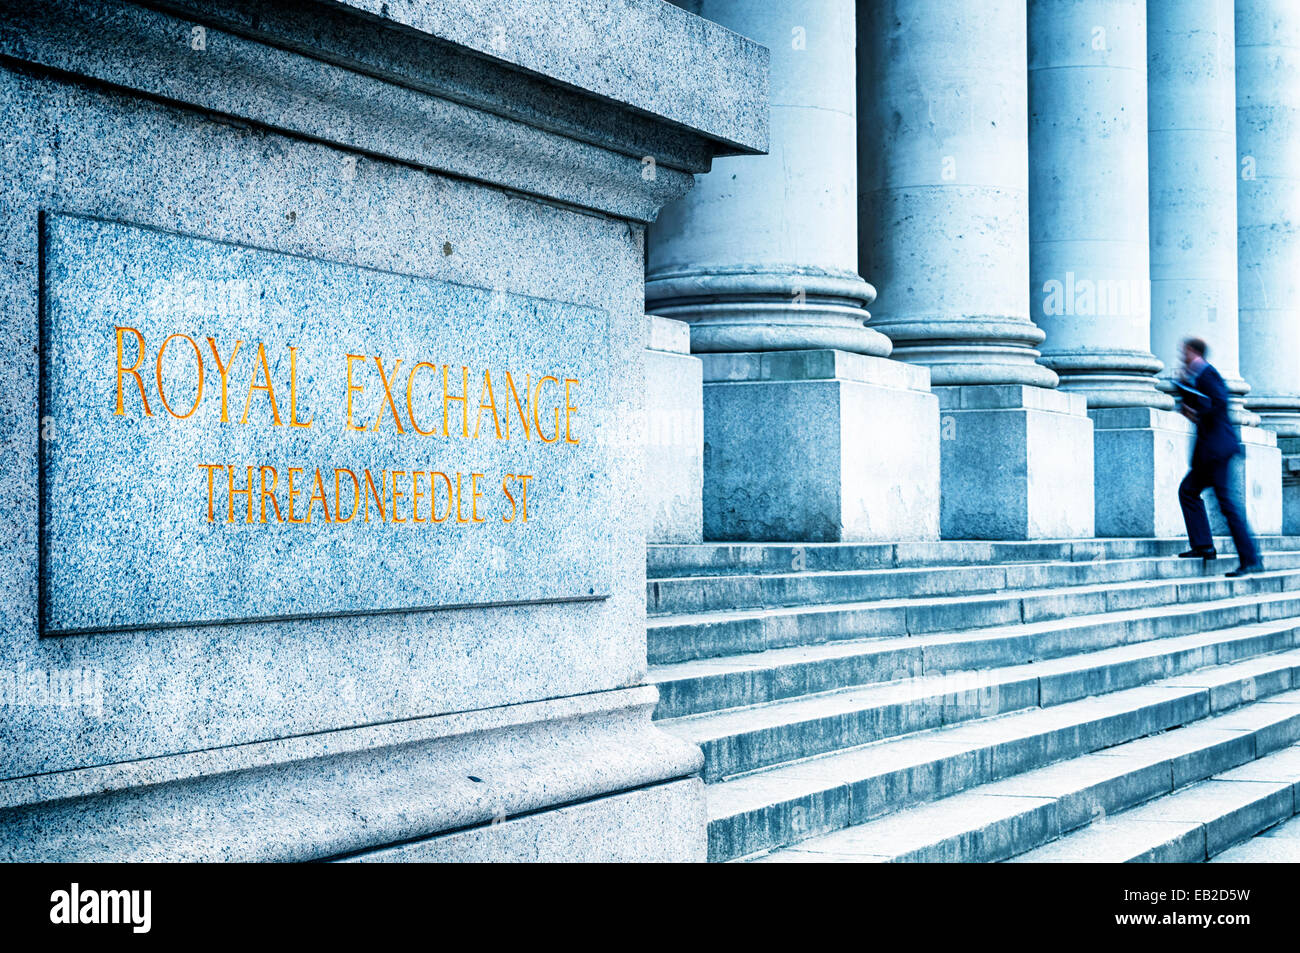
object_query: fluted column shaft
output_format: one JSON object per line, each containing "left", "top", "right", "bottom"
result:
{"left": 647, "top": 0, "right": 887, "bottom": 356}
{"left": 857, "top": 0, "right": 1054, "bottom": 387}
{"left": 1028, "top": 0, "right": 1172, "bottom": 409}
{"left": 1148, "top": 0, "right": 1249, "bottom": 416}
{"left": 1237, "top": 0, "right": 1300, "bottom": 436}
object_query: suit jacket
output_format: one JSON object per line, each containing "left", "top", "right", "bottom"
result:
{"left": 1182, "top": 362, "right": 1242, "bottom": 465}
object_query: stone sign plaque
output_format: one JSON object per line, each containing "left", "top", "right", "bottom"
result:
{"left": 40, "top": 214, "right": 612, "bottom": 634}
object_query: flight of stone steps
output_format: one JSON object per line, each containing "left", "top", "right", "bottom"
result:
{"left": 647, "top": 537, "right": 1300, "bottom": 862}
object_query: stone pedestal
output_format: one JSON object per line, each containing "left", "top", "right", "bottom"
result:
{"left": 1206, "top": 427, "right": 1283, "bottom": 537}
{"left": 0, "top": 0, "right": 765, "bottom": 862}
{"left": 936, "top": 386, "right": 1094, "bottom": 540}
{"left": 645, "top": 316, "right": 703, "bottom": 543}
{"left": 1280, "top": 438, "right": 1300, "bottom": 535}
{"left": 701, "top": 350, "right": 939, "bottom": 542}
{"left": 1090, "top": 408, "right": 1193, "bottom": 537}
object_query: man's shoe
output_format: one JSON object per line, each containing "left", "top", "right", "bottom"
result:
{"left": 1226, "top": 562, "right": 1264, "bottom": 577}
{"left": 1179, "top": 548, "right": 1217, "bottom": 559}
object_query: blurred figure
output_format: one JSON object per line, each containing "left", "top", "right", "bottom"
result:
{"left": 1173, "top": 337, "right": 1262, "bottom": 576}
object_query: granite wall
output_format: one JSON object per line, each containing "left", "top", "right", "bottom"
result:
{"left": 0, "top": 0, "right": 766, "bottom": 861}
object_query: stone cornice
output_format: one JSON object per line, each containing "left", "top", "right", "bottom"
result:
{"left": 1, "top": 0, "right": 766, "bottom": 221}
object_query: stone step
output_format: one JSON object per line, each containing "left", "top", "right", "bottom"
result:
{"left": 755, "top": 740, "right": 1300, "bottom": 864}
{"left": 704, "top": 678, "right": 1300, "bottom": 862}
{"left": 647, "top": 551, "right": 1300, "bottom": 617}
{"left": 648, "top": 568, "right": 1300, "bottom": 664}
{"left": 648, "top": 536, "right": 1300, "bottom": 580}
{"left": 652, "top": 615, "right": 1300, "bottom": 720}
{"left": 661, "top": 626, "right": 1300, "bottom": 780}
{"left": 1211, "top": 809, "right": 1300, "bottom": 862}
{"left": 1008, "top": 745, "right": 1300, "bottom": 862}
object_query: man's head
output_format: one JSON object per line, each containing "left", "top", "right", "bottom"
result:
{"left": 1182, "top": 337, "right": 1209, "bottom": 370}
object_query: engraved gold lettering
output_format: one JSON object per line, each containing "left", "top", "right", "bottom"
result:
{"left": 286, "top": 467, "right": 306, "bottom": 523}
{"left": 155, "top": 333, "right": 204, "bottom": 419}
{"left": 533, "top": 375, "right": 560, "bottom": 443}
{"left": 362, "top": 468, "right": 387, "bottom": 522}
{"left": 564, "top": 378, "right": 580, "bottom": 445}
{"left": 443, "top": 365, "right": 469, "bottom": 438}
{"left": 430, "top": 471, "right": 452, "bottom": 523}
{"left": 372, "top": 356, "right": 406, "bottom": 434}
{"left": 455, "top": 472, "right": 471, "bottom": 524}
{"left": 470, "top": 472, "right": 486, "bottom": 523}
{"left": 505, "top": 371, "right": 530, "bottom": 440}
{"left": 501, "top": 474, "right": 533, "bottom": 523}
{"left": 227, "top": 464, "right": 255, "bottom": 523}
{"left": 114, "top": 326, "right": 153, "bottom": 417}
{"left": 334, "top": 468, "right": 360, "bottom": 523}
{"left": 474, "top": 369, "right": 502, "bottom": 439}
{"left": 308, "top": 467, "right": 332, "bottom": 523}
{"left": 391, "top": 469, "right": 408, "bottom": 524}
{"left": 199, "top": 463, "right": 222, "bottom": 522}
{"left": 407, "top": 361, "right": 438, "bottom": 436}
{"left": 411, "top": 470, "right": 427, "bottom": 524}
{"left": 288, "top": 346, "right": 313, "bottom": 429}
{"left": 344, "top": 354, "right": 367, "bottom": 432}
{"left": 502, "top": 474, "right": 516, "bottom": 523}
{"left": 240, "top": 342, "right": 282, "bottom": 426}
{"left": 516, "top": 474, "right": 532, "bottom": 522}
{"left": 259, "top": 465, "right": 284, "bottom": 523}
{"left": 206, "top": 338, "right": 242, "bottom": 423}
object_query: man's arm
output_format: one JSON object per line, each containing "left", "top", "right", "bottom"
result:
{"left": 1201, "top": 366, "right": 1230, "bottom": 420}
{"left": 1175, "top": 377, "right": 1207, "bottom": 420}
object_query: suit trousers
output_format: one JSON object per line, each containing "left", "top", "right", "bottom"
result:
{"left": 1179, "top": 454, "right": 1259, "bottom": 566}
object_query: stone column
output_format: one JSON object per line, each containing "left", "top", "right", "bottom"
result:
{"left": 1029, "top": 0, "right": 1196, "bottom": 537}
{"left": 1149, "top": 0, "right": 1248, "bottom": 413}
{"left": 1236, "top": 0, "right": 1297, "bottom": 537}
{"left": 1029, "top": 0, "right": 1168, "bottom": 408}
{"left": 1237, "top": 0, "right": 1300, "bottom": 438}
{"left": 858, "top": 0, "right": 1093, "bottom": 539}
{"left": 1148, "top": 0, "right": 1280, "bottom": 537}
{"left": 649, "top": 0, "right": 939, "bottom": 542}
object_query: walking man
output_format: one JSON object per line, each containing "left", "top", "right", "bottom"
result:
{"left": 1175, "top": 337, "right": 1263, "bottom": 576}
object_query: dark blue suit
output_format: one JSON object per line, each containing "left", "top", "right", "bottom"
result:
{"left": 1178, "top": 362, "right": 1258, "bottom": 565}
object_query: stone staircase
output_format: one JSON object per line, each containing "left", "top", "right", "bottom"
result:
{"left": 647, "top": 537, "right": 1300, "bottom": 862}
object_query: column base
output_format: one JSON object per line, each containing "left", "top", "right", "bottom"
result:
{"left": 935, "top": 385, "right": 1095, "bottom": 540}
{"left": 1089, "top": 407, "right": 1194, "bottom": 537}
{"left": 700, "top": 350, "right": 940, "bottom": 542}
{"left": 1207, "top": 426, "right": 1282, "bottom": 537}
{"left": 645, "top": 316, "right": 703, "bottom": 543}
{"left": 1252, "top": 411, "right": 1300, "bottom": 439}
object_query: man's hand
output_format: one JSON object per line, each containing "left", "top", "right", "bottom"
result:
{"left": 1180, "top": 403, "right": 1199, "bottom": 422}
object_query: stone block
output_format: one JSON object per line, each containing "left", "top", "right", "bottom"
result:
{"left": 1286, "top": 459, "right": 1300, "bottom": 535}
{"left": 644, "top": 316, "right": 703, "bottom": 542}
{"left": 935, "top": 384, "right": 1095, "bottom": 539}
{"left": 700, "top": 350, "right": 940, "bottom": 542}
{"left": 1206, "top": 425, "right": 1284, "bottom": 539}
{"left": 1089, "top": 407, "right": 1194, "bottom": 537}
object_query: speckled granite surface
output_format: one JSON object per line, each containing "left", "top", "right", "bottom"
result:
{"left": 0, "top": 0, "right": 766, "bottom": 860}
{"left": 42, "top": 212, "right": 612, "bottom": 633}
